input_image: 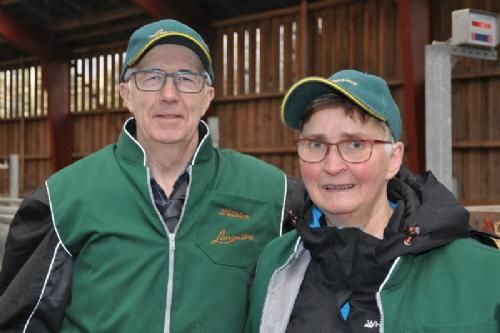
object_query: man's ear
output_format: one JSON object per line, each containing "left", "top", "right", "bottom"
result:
{"left": 119, "top": 82, "right": 132, "bottom": 112}
{"left": 386, "top": 142, "right": 405, "bottom": 180}
{"left": 201, "top": 86, "right": 215, "bottom": 117}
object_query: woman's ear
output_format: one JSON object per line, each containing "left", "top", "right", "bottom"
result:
{"left": 386, "top": 142, "right": 405, "bottom": 180}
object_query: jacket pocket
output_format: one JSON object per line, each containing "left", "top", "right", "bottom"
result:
{"left": 195, "top": 192, "right": 280, "bottom": 268}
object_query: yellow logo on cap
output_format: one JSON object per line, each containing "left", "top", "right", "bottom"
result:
{"left": 332, "top": 78, "right": 358, "bottom": 86}
{"left": 149, "top": 29, "right": 168, "bottom": 39}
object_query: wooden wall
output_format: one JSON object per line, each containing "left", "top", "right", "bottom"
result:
{"left": 210, "top": 0, "right": 403, "bottom": 181}
{"left": 0, "top": 0, "right": 499, "bottom": 205}
{"left": 0, "top": 54, "right": 129, "bottom": 196}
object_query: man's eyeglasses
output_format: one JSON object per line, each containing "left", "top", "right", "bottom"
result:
{"left": 127, "top": 69, "right": 209, "bottom": 93}
{"left": 296, "top": 138, "right": 393, "bottom": 164}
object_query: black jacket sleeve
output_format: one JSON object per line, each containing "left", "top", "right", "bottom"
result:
{"left": 0, "top": 186, "right": 73, "bottom": 333}
{"left": 283, "top": 176, "right": 306, "bottom": 234}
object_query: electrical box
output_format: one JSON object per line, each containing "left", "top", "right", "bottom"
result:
{"left": 451, "top": 9, "right": 499, "bottom": 48}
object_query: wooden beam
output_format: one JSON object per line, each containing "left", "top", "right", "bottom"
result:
{"left": 399, "top": 0, "right": 429, "bottom": 174}
{"left": 0, "top": 7, "right": 57, "bottom": 60}
{"left": 131, "top": 0, "right": 206, "bottom": 28}
{"left": 43, "top": 58, "right": 73, "bottom": 171}
{"left": 52, "top": 7, "right": 146, "bottom": 32}
{"left": 59, "top": 19, "right": 151, "bottom": 43}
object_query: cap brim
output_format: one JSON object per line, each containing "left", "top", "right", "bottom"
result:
{"left": 281, "top": 77, "right": 384, "bottom": 129}
{"left": 122, "top": 31, "right": 213, "bottom": 81}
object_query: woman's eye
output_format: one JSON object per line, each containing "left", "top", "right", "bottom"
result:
{"left": 309, "top": 141, "right": 324, "bottom": 149}
{"left": 349, "top": 140, "right": 365, "bottom": 150}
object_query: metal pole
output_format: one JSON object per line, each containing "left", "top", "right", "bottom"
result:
{"left": 425, "top": 44, "right": 453, "bottom": 193}
{"left": 9, "top": 154, "right": 19, "bottom": 199}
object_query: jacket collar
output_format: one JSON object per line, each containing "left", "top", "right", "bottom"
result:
{"left": 115, "top": 117, "right": 213, "bottom": 166}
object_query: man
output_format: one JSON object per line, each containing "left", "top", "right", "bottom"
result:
{"left": 0, "top": 19, "right": 302, "bottom": 333}
{"left": 245, "top": 70, "right": 500, "bottom": 332}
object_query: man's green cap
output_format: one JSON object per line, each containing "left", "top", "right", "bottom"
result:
{"left": 281, "top": 69, "right": 401, "bottom": 140}
{"left": 121, "top": 19, "right": 214, "bottom": 83}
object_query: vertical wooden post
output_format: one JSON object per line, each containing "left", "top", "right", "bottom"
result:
{"left": 43, "top": 57, "right": 73, "bottom": 172}
{"left": 399, "top": 0, "right": 429, "bottom": 174}
{"left": 299, "top": 0, "right": 310, "bottom": 77}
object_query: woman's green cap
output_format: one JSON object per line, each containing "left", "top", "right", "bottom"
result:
{"left": 281, "top": 69, "right": 401, "bottom": 140}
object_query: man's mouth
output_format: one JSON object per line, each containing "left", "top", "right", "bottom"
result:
{"left": 322, "top": 184, "right": 355, "bottom": 190}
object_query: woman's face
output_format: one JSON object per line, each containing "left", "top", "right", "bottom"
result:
{"left": 299, "top": 107, "right": 403, "bottom": 227}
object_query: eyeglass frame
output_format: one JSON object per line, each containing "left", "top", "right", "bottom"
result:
{"left": 125, "top": 69, "right": 211, "bottom": 93}
{"left": 296, "top": 138, "right": 393, "bottom": 164}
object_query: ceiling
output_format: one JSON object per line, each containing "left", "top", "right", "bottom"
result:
{"left": 0, "top": 0, "right": 303, "bottom": 67}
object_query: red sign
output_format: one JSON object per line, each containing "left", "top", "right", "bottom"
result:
{"left": 472, "top": 21, "right": 492, "bottom": 29}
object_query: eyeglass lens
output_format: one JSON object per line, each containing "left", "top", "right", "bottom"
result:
{"left": 133, "top": 70, "right": 205, "bottom": 93}
{"left": 297, "top": 139, "right": 373, "bottom": 163}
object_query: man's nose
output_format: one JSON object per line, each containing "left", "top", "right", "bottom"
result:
{"left": 160, "top": 76, "right": 179, "bottom": 99}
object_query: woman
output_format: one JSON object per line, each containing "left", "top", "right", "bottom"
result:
{"left": 245, "top": 70, "right": 499, "bottom": 333}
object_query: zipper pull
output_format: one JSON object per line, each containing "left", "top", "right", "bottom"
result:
{"left": 168, "top": 234, "right": 176, "bottom": 251}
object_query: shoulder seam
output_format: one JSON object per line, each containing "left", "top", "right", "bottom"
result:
{"left": 45, "top": 181, "right": 73, "bottom": 257}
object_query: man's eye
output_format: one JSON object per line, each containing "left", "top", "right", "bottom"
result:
{"left": 145, "top": 74, "right": 163, "bottom": 81}
{"left": 177, "top": 74, "right": 195, "bottom": 82}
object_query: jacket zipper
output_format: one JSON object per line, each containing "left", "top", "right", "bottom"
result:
{"left": 163, "top": 232, "right": 176, "bottom": 333}
{"left": 146, "top": 166, "right": 193, "bottom": 333}
{"left": 259, "top": 239, "right": 302, "bottom": 332}
{"left": 375, "top": 257, "right": 401, "bottom": 333}
{"left": 162, "top": 165, "right": 194, "bottom": 333}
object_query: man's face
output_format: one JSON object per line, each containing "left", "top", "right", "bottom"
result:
{"left": 299, "top": 107, "right": 403, "bottom": 227}
{"left": 119, "top": 44, "right": 214, "bottom": 149}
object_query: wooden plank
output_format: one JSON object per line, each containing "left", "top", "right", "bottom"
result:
{"left": 212, "top": 28, "right": 224, "bottom": 99}
{"left": 236, "top": 26, "right": 244, "bottom": 96}
{"left": 259, "top": 19, "right": 272, "bottom": 94}
{"left": 270, "top": 16, "right": 281, "bottom": 93}
{"left": 363, "top": 0, "right": 379, "bottom": 73}
{"left": 378, "top": 0, "right": 394, "bottom": 77}
{"left": 247, "top": 97, "right": 258, "bottom": 149}
{"left": 115, "top": 53, "right": 121, "bottom": 109}
{"left": 280, "top": 16, "right": 298, "bottom": 91}
{"left": 213, "top": 6, "right": 300, "bottom": 28}
{"left": 111, "top": 54, "right": 117, "bottom": 110}
{"left": 8, "top": 70, "right": 12, "bottom": 118}
{"left": 348, "top": 2, "right": 364, "bottom": 69}
{"left": 334, "top": 5, "right": 348, "bottom": 70}
{"left": 299, "top": 0, "right": 310, "bottom": 77}
{"left": 226, "top": 28, "right": 235, "bottom": 97}
{"left": 2, "top": 71, "right": 6, "bottom": 118}
{"left": 487, "top": 150, "right": 500, "bottom": 202}
{"left": 214, "top": 91, "right": 284, "bottom": 103}
{"left": 79, "top": 59, "right": 84, "bottom": 112}
{"left": 319, "top": 7, "right": 330, "bottom": 75}
{"left": 248, "top": 24, "right": 257, "bottom": 95}
{"left": 104, "top": 55, "right": 110, "bottom": 110}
